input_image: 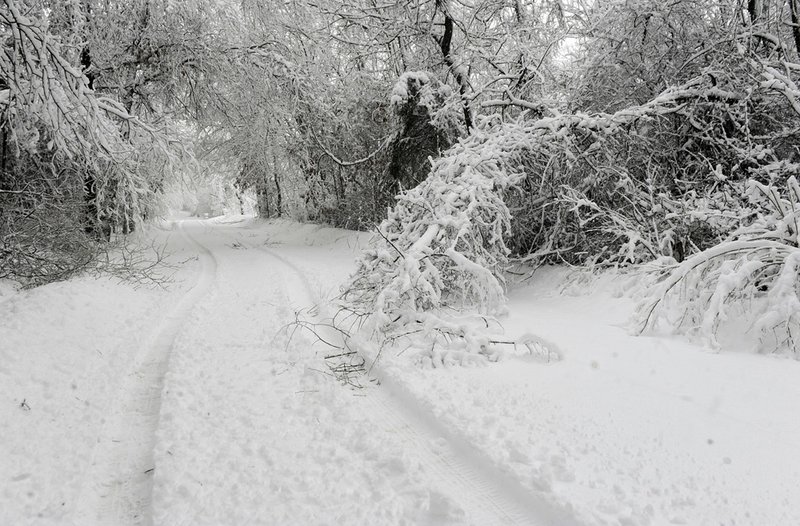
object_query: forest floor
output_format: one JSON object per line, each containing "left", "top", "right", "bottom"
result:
{"left": 2, "top": 215, "right": 800, "bottom": 526}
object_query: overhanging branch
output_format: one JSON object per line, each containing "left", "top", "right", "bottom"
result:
{"left": 310, "top": 127, "right": 394, "bottom": 167}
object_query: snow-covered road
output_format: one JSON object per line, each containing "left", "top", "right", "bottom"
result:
{"left": 3, "top": 216, "right": 800, "bottom": 525}
{"left": 148, "top": 219, "right": 562, "bottom": 526}
{"left": 73, "top": 222, "right": 218, "bottom": 525}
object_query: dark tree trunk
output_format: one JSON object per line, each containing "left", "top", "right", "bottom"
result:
{"left": 258, "top": 181, "right": 271, "bottom": 218}
{"left": 236, "top": 186, "right": 245, "bottom": 215}
{"left": 388, "top": 74, "right": 455, "bottom": 191}
{"left": 79, "top": 1, "right": 108, "bottom": 240}
{"left": 748, "top": 0, "right": 760, "bottom": 23}
{"left": 514, "top": 0, "right": 526, "bottom": 23}
{"left": 273, "top": 153, "right": 283, "bottom": 217}
{"left": 335, "top": 165, "right": 344, "bottom": 206}
{"left": 1, "top": 114, "right": 7, "bottom": 178}
{"left": 437, "top": 0, "right": 473, "bottom": 130}
{"left": 790, "top": 0, "right": 800, "bottom": 57}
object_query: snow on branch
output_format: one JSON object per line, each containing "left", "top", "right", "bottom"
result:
{"left": 0, "top": 0, "right": 172, "bottom": 162}
{"left": 340, "top": 49, "right": 800, "bottom": 364}
{"left": 638, "top": 176, "right": 800, "bottom": 355}
{"left": 309, "top": 126, "right": 394, "bottom": 167}
{"left": 341, "top": 121, "right": 528, "bottom": 366}
{"left": 0, "top": 0, "right": 184, "bottom": 229}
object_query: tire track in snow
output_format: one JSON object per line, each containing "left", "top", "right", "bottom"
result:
{"left": 365, "top": 374, "right": 581, "bottom": 526}
{"left": 74, "top": 220, "right": 217, "bottom": 526}
{"left": 224, "top": 224, "right": 577, "bottom": 526}
{"left": 216, "top": 226, "right": 319, "bottom": 311}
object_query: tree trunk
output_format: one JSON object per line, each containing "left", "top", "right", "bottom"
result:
{"left": 790, "top": 0, "right": 800, "bottom": 57}
{"left": 273, "top": 153, "right": 283, "bottom": 217}
{"left": 258, "top": 182, "right": 271, "bottom": 218}
{"left": 250, "top": 160, "right": 270, "bottom": 218}
{"left": 436, "top": 0, "right": 473, "bottom": 130}
{"left": 514, "top": 0, "right": 526, "bottom": 23}
{"left": 1, "top": 117, "right": 7, "bottom": 177}
{"left": 748, "top": 0, "right": 761, "bottom": 23}
{"left": 79, "top": 0, "right": 108, "bottom": 240}
{"left": 335, "top": 165, "right": 344, "bottom": 206}
{"left": 236, "top": 186, "right": 245, "bottom": 214}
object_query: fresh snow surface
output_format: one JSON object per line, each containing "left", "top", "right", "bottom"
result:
{"left": 2, "top": 216, "right": 799, "bottom": 525}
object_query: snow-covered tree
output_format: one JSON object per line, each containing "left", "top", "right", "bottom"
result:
{"left": 0, "top": 0, "right": 190, "bottom": 284}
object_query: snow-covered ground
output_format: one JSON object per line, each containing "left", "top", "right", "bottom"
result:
{"left": 2, "top": 216, "right": 799, "bottom": 525}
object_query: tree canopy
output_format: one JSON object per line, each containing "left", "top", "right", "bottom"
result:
{"left": 2, "top": 0, "right": 800, "bottom": 354}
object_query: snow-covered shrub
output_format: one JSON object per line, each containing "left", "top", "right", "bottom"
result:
{"left": 343, "top": 118, "right": 525, "bottom": 365}
{"left": 342, "top": 61, "right": 797, "bottom": 363}
{"left": 341, "top": 28, "right": 800, "bottom": 361}
{"left": 638, "top": 177, "right": 800, "bottom": 354}
{"left": 501, "top": 40, "right": 800, "bottom": 269}
{"left": 482, "top": 73, "right": 742, "bottom": 265}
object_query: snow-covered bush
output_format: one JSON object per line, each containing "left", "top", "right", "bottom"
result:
{"left": 342, "top": 52, "right": 800, "bottom": 362}
{"left": 500, "top": 37, "right": 800, "bottom": 267}
{"left": 638, "top": 177, "right": 800, "bottom": 354}
{"left": 342, "top": 118, "right": 525, "bottom": 365}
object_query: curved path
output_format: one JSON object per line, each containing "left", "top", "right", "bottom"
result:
{"left": 7, "top": 216, "right": 799, "bottom": 525}
{"left": 74, "top": 221, "right": 218, "bottom": 526}
{"left": 220, "top": 225, "right": 574, "bottom": 526}
{"left": 76, "top": 218, "right": 572, "bottom": 526}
